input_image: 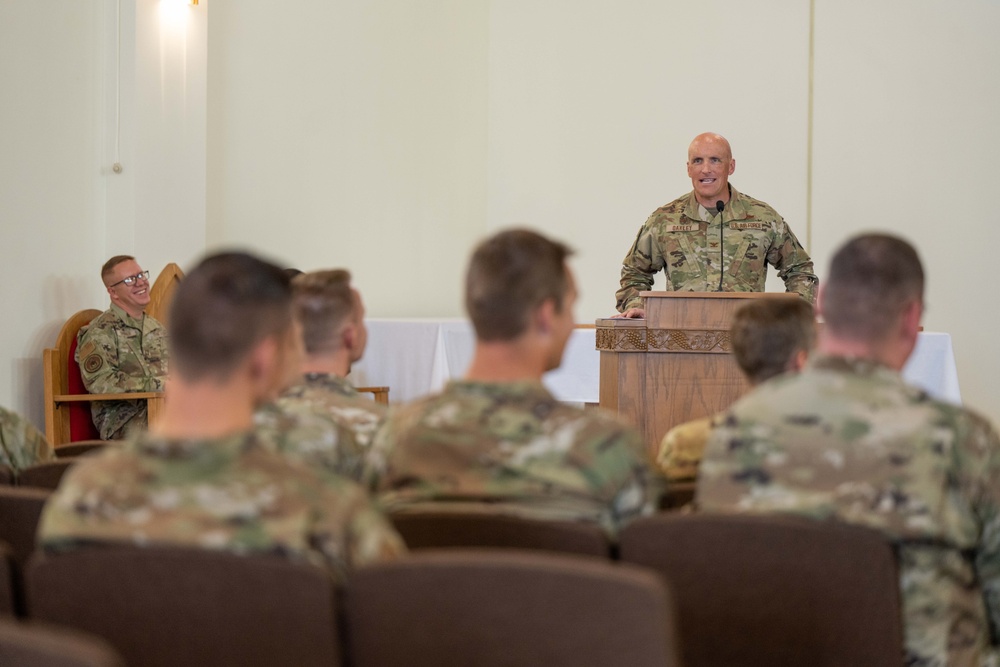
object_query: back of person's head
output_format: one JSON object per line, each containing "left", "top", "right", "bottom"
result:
{"left": 168, "top": 251, "right": 293, "bottom": 382}
{"left": 101, "top": 255, "right": 135, "bottom": 285}
{"left": 821, "top": 233, "right": 924, "bottom": 341}
{"left": 731, "top": 298, "right": 816, "bottom": 384}
{"left": 466, "top": 229, "right": 573, "bottom": 341}
{"left": 292, "top": 269, "right": 356, "bottom": 355}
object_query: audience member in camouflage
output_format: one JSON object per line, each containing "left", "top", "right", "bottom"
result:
{"left": 77, "top": 256, "right": 168, "bottom": 439}
{"left": 372, "top": 229, "right": 663, "bottom": 536}
{"left": 0, "top": 405, "right": 54, "bottom": 473}
{"left": 697, "top": 234, "right": 1000, "bottom": 666}
{"left": 265, "top": 269, "right": 386, "bottom": 481}
{"left": 657, "top": 297, "right": 815, "bottom": 481}
{"left": 42, "top": 251, "right": 404, "bottom": 579}
{"left": 255, "top": 398, "right": 370, "bottom": 482}
{"left": 39, "top": 430, "right": 403, "bottom": 581}
{"left": 371, "top": 380, "right": 657, "bottom": 535}
{"left": 615, "top": 133, "right": 817, "bottom": 315}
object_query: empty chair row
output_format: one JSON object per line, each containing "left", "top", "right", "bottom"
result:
{"left": 0, "top": 496, "right": 906, "bottom": 667}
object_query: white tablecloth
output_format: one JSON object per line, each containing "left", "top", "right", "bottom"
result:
{"left": 349, "top": 319, "right": 962, "bottom": 406}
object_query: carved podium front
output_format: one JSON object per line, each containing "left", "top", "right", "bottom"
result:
{"left": 596, "top": 292, "right": 800, "bottom": 456}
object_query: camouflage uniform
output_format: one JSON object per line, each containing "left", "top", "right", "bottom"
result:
{"left": 616, "top": 186, "right": 817, "bottom": 311}
{"left": 697, "top": 354, "right": 1000, "bottom": 666}
{"left": 38, "top": 429, "right": 406, "bottom": 582}
{"left": 254, "top": 395, "right": 371, "bottom": 483}
{"left": 0, "top": 405, "right": 54, "bottom": 473}
{"left": 657, "top": 414, "right": 720, "bottom": 482}
{"left": 76, "top": 304, "right": 169, "bottom": 440}
{"left": 368, "top": 380, "right": 663, "bottom": 537}
{"left": 269, "top": 373, "right": 386, "bottom": 481}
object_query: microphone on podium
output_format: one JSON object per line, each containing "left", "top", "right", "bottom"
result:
{"left": 716, "top": 200, "right": 725, "bottom": 291}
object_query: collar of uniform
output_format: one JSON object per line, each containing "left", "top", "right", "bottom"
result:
{"left": 128, "top": 428, "right": 261, "bottom": 461}
{"left": 301, "top": 372, "right": 358, "bottom": 397}
{"left": 683, "top": 185, "right": 750, "bottom": 223}
{"left": 444, "top": 379, "right": 555, "bottom": 403}
{"left": 109, "top": 302, "right": 145, "bottom": 330}
{"left": 807, "top": 353, "right": 901, "bottom": 380}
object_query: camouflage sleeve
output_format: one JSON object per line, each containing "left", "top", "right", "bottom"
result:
{"left": 77, "top": 328, "right": 165, "bottom": 394}
{"left": 616, "top": 219, "right": 665, "bottom": 312}
{"left": 314, "top": 483, "right": 407, "bottom": 579}
{"left": 0, "top": 407, "right": 54, "bottom": 472}
{"left": 360, "top": 416, "right": 396, "bottom": 493}
{"left": 965, "top": 413, "right": 1000, "bottom": 642}
{"left": 767, "top": 218, "right": 818, "bottom": 304}
{"left": 600, "top": 426, "right": 665, "bottom": 532}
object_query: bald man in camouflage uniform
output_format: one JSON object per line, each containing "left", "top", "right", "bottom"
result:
{"left": 697, "top": 234, "right": 1000, "bottom": 666}
{"left": 259, "top": 269, "right": 385, "bottom": 483}
{"left": 77, "top": 255, "right": 168, "bottom": 439}
{"left": 616, "top": 133, "right": 817, "bottom": 318}
{"left": 41, "top": 252, "right": 404, "bottom": 580}
{"left": 370, "top": 229, "right": 662, "bottom": 537}
{"left": 0, "top": 405, "right": 53, "bottom": 474}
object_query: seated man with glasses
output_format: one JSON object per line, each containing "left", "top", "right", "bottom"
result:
{"left": 76, "top": 255, "right": 169, "bottom": 439}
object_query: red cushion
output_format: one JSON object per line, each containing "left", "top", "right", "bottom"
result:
{"left": 67, "top": 335, "right": 101, "bottom": 441}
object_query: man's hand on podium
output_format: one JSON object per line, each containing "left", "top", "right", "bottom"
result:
{"left": 611, "top": 308, "right": 645, "bottom": 319}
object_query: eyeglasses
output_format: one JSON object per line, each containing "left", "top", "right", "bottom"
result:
{"left": 108, "top": 270, "right": 150, "bottom": 288}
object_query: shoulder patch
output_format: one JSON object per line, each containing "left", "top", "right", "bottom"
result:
{"left": 665, "top": 224, "right": 698, "bottom": 232}
{"left": 83, "top": 354, "right": 104, "bottom": 374}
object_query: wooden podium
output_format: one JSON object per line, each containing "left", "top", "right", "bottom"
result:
{"left": 597, "top": 291, "right": 801, "bottom": 456}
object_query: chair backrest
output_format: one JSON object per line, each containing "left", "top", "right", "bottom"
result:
{"left": 16, "top": 462, "right": 75, "bottom": 491}
{"left": 0, "top": 543, "right": 15, "bottom": 617}
{"left": 0, "top": 619, "right": 125, "bottom": 667}
{"left": 43, "top": 309, "right": 103, "bottom": 445}
{"left": 619, "top": 513, "right": 906, "bottom": 667}
{"left": 0, "top": 464, "right": 13, "bottom": 486}
{"left": 346, "top": 550, "right": 680, "bottom": 667}
{"left": 0, "top": 488, "right": 52, "bottom": 616}
{"left": 26, "top": 546, "right": 341, "bottom": 667}
{"left": 53, "top": 441, "right": 111, "bottom": 460}
{"left": 146, "top": 262, "right": 184, "bottom": 326}
{"left": 389, "top": 509, "right": 612, "bottom": 558}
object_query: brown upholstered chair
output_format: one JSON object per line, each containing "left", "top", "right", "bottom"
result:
{"left": 16, "top": 461, "right": 75, "bottom": 491}
{"left": 0, "top": 464, "right": 13, "bottom": 486}
{"left": 0, "top": 487, "right": 52, "bottom": 616}
{"left": 389, "top": 509, "right": 612, "bottom": 558}
{"left": 0, "top": 619, "right": 125, "bottom": 667}
{"left": 619, "top": 513, "right": 906, "bottom": 667}
{"left": 0, "top": 543, "right": 15, "bottom": 617}
{"left": 345, "top": 550, "right": 680, "bottom": 667}
{"left": 52, "top": 441, "right": 111, "bottom": 459}
{"left": 26, "top": 546, "right": 341, "bottom": 667}
{"left": 42, "top": 309, "right": 163, "bottom": 446}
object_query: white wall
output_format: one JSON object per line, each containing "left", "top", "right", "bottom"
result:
{"left": 206, "top": 0, "right": 489, "bottom": 317}
{"left": 0, "top": 1, "right": 107, "bottom": 424}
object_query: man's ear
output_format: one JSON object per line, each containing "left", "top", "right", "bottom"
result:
{"left": 534, "top": 298, "right": 556, "bottom": 336}
{"left": 790, "top": 348, "right": 809, "bottom": 372}
{"left": 342, "top": 322, "right": 356, "bottom": 352}
{"left": 246, "top": 336, "right": 279, "bottom": 389}
{"left": 899, "top": 299, "right": 923, "bottom": 339}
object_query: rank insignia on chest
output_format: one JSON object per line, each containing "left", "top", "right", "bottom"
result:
{"left": 665, "top": 224, "right": 698, "bottom": 232}
{"left": 709, "top": 242, "right": 719, "bottom": 248}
